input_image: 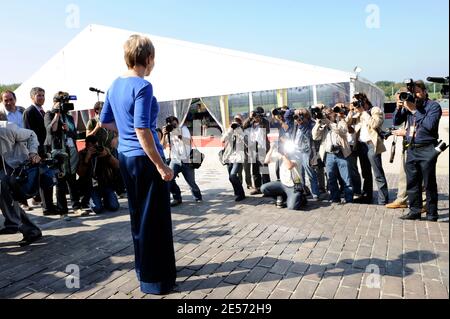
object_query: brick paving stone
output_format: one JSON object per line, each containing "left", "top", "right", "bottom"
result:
{"left": 205, "top": 282, "right": 236, "bottom": 299}
{"left": 291, "top": 279, "right": 319, "bottom": 299}
{"left": 334, "top": 286, "right": 358, "bottom": 299}
{"left": 1, "top": 171, "right": 448, "bottom": 300}
{"left": 225, "top": 283, "right": 256, "bottom": 299}
{"left": 268, "top": 289, "right": 292, "bottom": 299}
{"left": 358, "top": 286, "right": 380, "bottom": 299}
{"left": 423, "top": 279, "right": 449, "bottom": 299}
{"left": 404, "top": 274, "right": 426, "bottom": 296}
{"left": 314, "top": 279, "right": 340, "bottom": 299}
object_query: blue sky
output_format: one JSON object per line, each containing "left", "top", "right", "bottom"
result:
{"left": 0, "top": 0, "right": 448, "bottom": 83}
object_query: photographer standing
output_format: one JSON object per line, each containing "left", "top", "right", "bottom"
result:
{"left": 293, "top": 108, "right": 321, "bottom": 199}
{"left": 312, "top": 107, "right": 353, "bottom": 203}
{"left": 23, "top": 88, "right": 57, "bottom": 215}
{"left": 44, "top": 92, "right": 81, "bottom": 216}
{"left": 77, "top": 135, "right": 120, "bottom": 214}
{"left": 394, "top": 80, "right": 442, "bottom": 221}
{"left": 221, "top": 115, "right": 246, "bottom": 202}
{"left": 162, "top": 116, "right": 203, "bottom": 206}
{"left": 347, "top": 93, "right": 389, "bottom": 205}
{"left": 0, "top": 121, "right": 42, "bottom": 246}
{"left": 242, "top": 106, "right": 271, "bottom": 195}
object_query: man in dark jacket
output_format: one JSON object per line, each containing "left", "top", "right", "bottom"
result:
{"left": 22, "top": 87, "right": 57, "bottom": 215}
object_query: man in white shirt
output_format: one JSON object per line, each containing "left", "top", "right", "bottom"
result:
{"left": 260, "top": 142, "right": 307, "bottom": 210}
{"left": 0, "top": 91, "right": 25, "bottom": 128}
{"left": 162, "top": 116, "right": 202, "bottom": 206}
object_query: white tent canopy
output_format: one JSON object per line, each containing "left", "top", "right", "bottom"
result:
{"left": 15, "top": 24, "right": 359, "bottom": 112}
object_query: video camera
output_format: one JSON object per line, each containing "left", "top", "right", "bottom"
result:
{"left": 53, "top": 92, "right": 77, "bottom": 113}
{"left": 427, "top": 76, "right": 449, "bottom": 99}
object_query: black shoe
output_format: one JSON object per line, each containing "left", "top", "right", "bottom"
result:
{"left": 72, "top": 202, "right": 82, "bottom": 210}
{"left": 18, "top": 233, "right": 42, "bottom": 247}
{"left": 400, "top": 212, "right": 422, "bottom": 220}
{"left": 43, "top": 210, "right": 60, "bottom": 216}
{"left": 170, "top": 199, "right": 182, "bottom": 207}
{"left": 426, "top": 214, "right": 439, "bottom": 222}
{"left": 235, "top": 195, "right": 246, "bottom": 202}
{"left": 0, "top": 228, "right": 19, "bottom": 235}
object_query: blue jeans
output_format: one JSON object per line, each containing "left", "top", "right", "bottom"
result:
{"left": 299, "top": 152, "right": 320, "bottom": 197}
{"left": 169, "top": 162, "right": 202, "bottom": 201}
{"left": 325, "top": 152, "right": 353, "bottom": 203}
{"left": 261, "top": 181, "right": 305, "bottom": 210}
{"left": 227, "top": 163, "right": 245, "bottom": 197}
{"left": 90, "top": 186, "right": 120, "bottom": 214}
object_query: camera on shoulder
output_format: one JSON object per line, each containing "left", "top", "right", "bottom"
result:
{"left": 53, "top": 92, "right": 77, "bottom": 113}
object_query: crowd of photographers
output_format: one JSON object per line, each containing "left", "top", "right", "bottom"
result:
{"left": 0, "top": 79, "right": 446, "bottom": 245}
{"left": 219, "top": 81, "right": 446, "bottom": 222}
{"left": 0, "top": 88, "right": 123, "bottom": 245}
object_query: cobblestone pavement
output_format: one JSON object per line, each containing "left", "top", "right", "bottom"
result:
{"left": 0, "top": 157, "right": 448, "bottom": 299}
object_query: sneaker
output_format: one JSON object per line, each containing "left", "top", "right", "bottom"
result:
{"left": 276, "top": 201, "right": 287, "bottom": 209}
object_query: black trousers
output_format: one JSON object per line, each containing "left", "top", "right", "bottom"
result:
{"left": 405, "top": 144, "right": 439, "bottom": 216}
{"left": 56, "top": 173, "right": 80, "bottom": 213}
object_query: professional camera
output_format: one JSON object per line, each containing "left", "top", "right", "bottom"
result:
{"left": 333, "top": 105, "right": 349, "bottom": 115}
{"left": 380, "top": 127, "right": 396, "bottom": 140}
{"left": 399, "top": 79, "right": 416, "bottom": 103}
{"left": 231, "top": 122, "right": 241, "bottom": 130}
{"left": 435, "top": 140, "right": 449, "bottom": 155}
{"left": 53, "top": 93, "right": 77, "bottom": 113}
{"left": 427, "top": 76, "right": 449, "bottom": 99}
{"left": 272, "top": 107, "right": 287, "bottom": 118}
{"left": 164, "top": 123, "right": 174, "bottom": 134}
{"left": 310, "top": 107, "right": 324, "bottom": 120}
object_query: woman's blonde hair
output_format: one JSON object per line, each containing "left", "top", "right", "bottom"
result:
{"left": 124, "top": 34, "right": 155, "bottom": 69}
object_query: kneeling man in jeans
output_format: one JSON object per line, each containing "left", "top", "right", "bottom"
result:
{"left": 261, "top": 142, "right": 307, "bottom": 210}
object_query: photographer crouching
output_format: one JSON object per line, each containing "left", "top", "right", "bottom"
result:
{"left": 0, "top": 121, "right": 42, "bottom": 246}
{"left": 394, "top": 80, "right": 443, "bottom": 221}
{"left": 44, "top": 92, "right": 81, "bottom": 216}
{"left": 261, "top": 141, "right": 307, "bottom": 210}
{"left": 77, "top": 135, "right": 120, "bottom": 214}
{"left": 312, "top": 107, "right": 353, "bottom": 204}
